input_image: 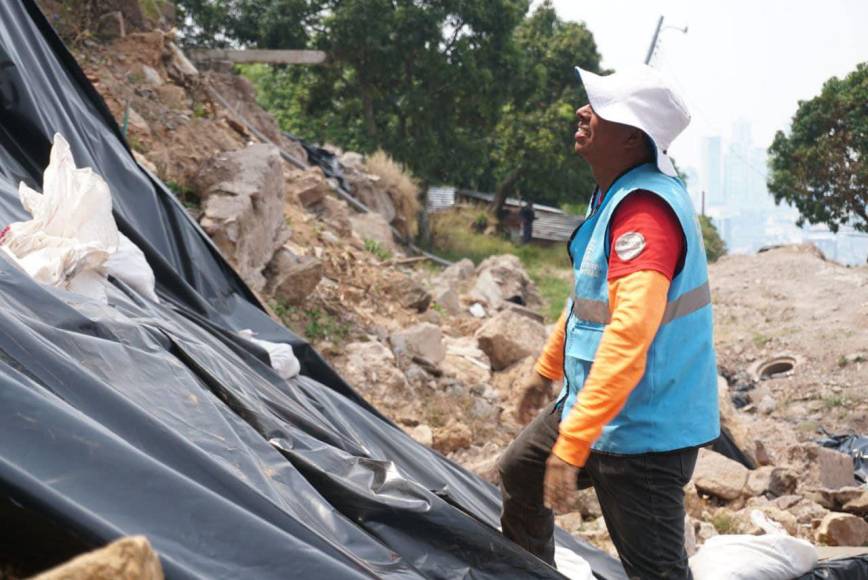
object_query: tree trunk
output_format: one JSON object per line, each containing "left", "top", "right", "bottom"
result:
{"left": 491, "top": 166, "right": 523, "bottom": 227}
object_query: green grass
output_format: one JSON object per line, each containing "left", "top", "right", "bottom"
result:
{"left": 304, "top": 308, "right": 350, "bottom": 343}
{"left": 166, "top": 180, "right": 200, "bottom": 210}
{"left": 711, "top": 511, "right": 738, "bottom": 534}
{"left": 823, "top": 395, "right": 849, "bottom": 409}
{"left": 364, "top": 239, "right": 392, "bottom": 261}
{"left": 430, "top": 207, "right": 572, "bottom": 321}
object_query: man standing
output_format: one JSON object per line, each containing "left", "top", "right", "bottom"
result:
{"left": 498, "top": 65, "right": 719, "bottom": 579}
{"left": 519, "top": 199, "right": 536, "bottom": 244}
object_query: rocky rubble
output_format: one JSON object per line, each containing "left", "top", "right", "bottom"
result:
{"left": 59, "top": 12, "right": 868, "bottom": 561}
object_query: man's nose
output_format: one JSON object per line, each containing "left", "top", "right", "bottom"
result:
{"left": 576, "top": 105, "right": 591, "bottom": 119}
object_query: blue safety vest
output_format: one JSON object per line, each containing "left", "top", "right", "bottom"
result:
{"left": 557, "top": 162, "right": 720, "bottom": 454}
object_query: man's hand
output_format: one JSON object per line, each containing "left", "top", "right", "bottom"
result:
{"left": 516, "top": 371, "right": 552, "bottom": 425}
{"left": 543, "top": 452, "right": 578, "bottom": 513}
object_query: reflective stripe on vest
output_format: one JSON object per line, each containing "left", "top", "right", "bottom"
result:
{"left": 570, "top": 281, "right": 711, "bottom": 326}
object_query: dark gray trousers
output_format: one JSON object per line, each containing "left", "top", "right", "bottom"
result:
{"left": 498, "top": 402, "right": 697, "bottom": 579}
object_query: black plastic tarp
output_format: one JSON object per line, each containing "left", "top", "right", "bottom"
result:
{"left": 797, "top": 555, "right": 868, "bottom": 580}
{"left": 0, "top": 2, "right": 625, "bottom": 578}
{"left": 819, "top": 432, "right": 868, "bottom": 485}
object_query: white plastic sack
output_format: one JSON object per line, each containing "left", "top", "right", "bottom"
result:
{"left": 105, "top": 233, "right": 160, "bottom": 302}
{"left": 1, "top": 133, "right": 158, "bottom": 303}
{"left": 553, "top": 544, "right": 594, "bottom": 580}
{"left": 690, "top": 511, "right": 817, "bottom": 580}
{"left": 238, "top": 330, "right": 301, "bottom": 380}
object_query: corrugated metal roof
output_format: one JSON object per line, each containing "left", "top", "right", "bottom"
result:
{"left": 424, "top": 186, "right": 583, "bottom": 241}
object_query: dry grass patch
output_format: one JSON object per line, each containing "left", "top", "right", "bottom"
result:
{"left": 364, "top": 150, "right": 421, "bottom": 238}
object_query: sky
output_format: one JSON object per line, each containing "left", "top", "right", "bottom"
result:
{"left": 546, "top": 0, "right": 868, "bottom": 178}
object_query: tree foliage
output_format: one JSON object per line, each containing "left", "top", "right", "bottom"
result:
{"left": 699, "top": 215, "right": 726, "bottom": 263}
{"left": 179, "top": 1, "right": 603, "bottom": 209}
{"left": 489, "top": 2, "right": 601, "bottom": 212}
{"left": 174, "top": 0, "right": 322, "bottom": 48}
{"left": 768, "top": 63, "right": 868, "bottom": 232}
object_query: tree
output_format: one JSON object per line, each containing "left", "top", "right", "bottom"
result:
{"left": 699, "top": 215, "right": 726, "bottom": 263}
{"left": 768, "top": 63, "right": 868, "bottom": 232}
{"left": 488, "top": 2, "right": 602, "bottom": 216}
{"left": 240, "top": 0, "right": 527, "bottom": 190}
{"left": 180, "top": 1, "right": 605, "bottom": 217}
{"left": 174, "top": 0, "right": 322, "bottom": 49}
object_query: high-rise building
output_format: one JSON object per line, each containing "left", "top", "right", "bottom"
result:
{"left": 700, "top": 136, "right": 723, "bottom": 207}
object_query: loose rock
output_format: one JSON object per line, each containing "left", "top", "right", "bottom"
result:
{"left": 34, "top": 536, "right": 163, "bottom": 580}
{"left": 475, "top": 308, "right": 547, "bottom": 370}
{"left": 390, "top": 323, "right": 446, "bottom": 365}
{"left": 843, "top": 491, "right": 868, "bottom": 515}
{"left": 265, "top": 247, "right": 322, "bottom": 305}
{"left": 195, "top": 144, "right": 288, "bottom": 291}
{"left": 786, "top": 444, "right": 857, "bottom": 490}
{"left": 815, "top": 512, "right": 868, "bottom": 546}
{"left": 692, "top": 448, "right": 749, "bottom": 501}
{"left": 469, "top": 254, "right": 542, "bottom": 311}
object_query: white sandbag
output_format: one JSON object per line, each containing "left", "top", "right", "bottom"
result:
{"left": 238, "top": 330, "right": 301, "bottom": 380}
{"left": 1, "top": 134, "right": 118, "bottom": 302}
{"left": 105, "top": 233, "right": 160, "bottom": 302}
{"left": 1, "top": 133, "right": 159, "bottom": 304}
{"left": 690, "top": 511, "right": 817, "bottom": 580}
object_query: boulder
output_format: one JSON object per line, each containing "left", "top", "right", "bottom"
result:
{"left": 287, "top": 168, "right": 332, "bottom": 209}
{"left": 815, "top": 513, "right": 868, "bottom": 546}
{"left": 744, "top": 465, "right": 776, "bottom": 496}
{"left": 34, "top": 536, "right": 163, "bottom": 580}
{"left": 441, "top": 336, "right": 492, "bottom": 385}
{"left": 195, "top": 144, "right": 288, "bottom": 291}
{"left": 349, "top": 212, "right": 398, "bottom": 253}
{"left": 138, "top": 64, "right": 163, "bottom": 86}
{"left": 320, "top": 195, "right": 352, "bottom": 236}
{"left": 434, "top": 258, "right": 475, "bottom": 288}
{"left": 786, "top": 444, "right": 857, "bottom": 490}
{"left": 338, "top": 341, "right": 409, "bottom": 402}
{"left": 431, "top": 285, "right": 461, "bottom": 315}
{"left": 345, "top": 172, "right": 396, "bottom": 223}
{"left": 390, "top": 323, "right": 445, "bottom": 364}
{"left": 264, "top": 247, "right": 323, "bottom": 305}
{"left": 469, "top": 254, "right": 542, "bottom": 311}
{"left": 166, "top": 41, "right": 199, "bottom": 80}
{"left": 807, "top": 486, "right": 865, "bottom": 510}
{"left": 475, "top": 309, "right": 547, "bottom": 370}
{"left": 432, "top": 421, "right": 473, "bottom": 454}
{"left": 843, "top": 491, "right": 868, "bottom": 515}
{"left": 96, "top": 11, "right": 125, "bottom": 40}
{"left": 692, "top": 448, "right": 749, "bottom": 501}
{"left": 387, "top": 278, "right": 431, "bottom": 312}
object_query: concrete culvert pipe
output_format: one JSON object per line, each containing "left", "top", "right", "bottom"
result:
{"left": 749, "top": 355, "right": 800, "bottom": 381}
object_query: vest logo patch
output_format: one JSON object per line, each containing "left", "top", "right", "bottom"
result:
{"left": 579, "top": 261, "right": 601, "bottom": 277}
{"left": 614, "top": 231, "right": 646, "bottom": 261}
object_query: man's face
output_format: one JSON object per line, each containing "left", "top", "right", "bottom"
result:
{"left": 574, "top": 103, "right": 634, "bottom": 159}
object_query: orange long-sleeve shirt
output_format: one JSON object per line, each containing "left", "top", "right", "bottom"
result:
{"left": 551, "top": 270, "right": 670, "bottom": 466}
{"left": 533, "top": 192, "right": 684, "bottom": 466}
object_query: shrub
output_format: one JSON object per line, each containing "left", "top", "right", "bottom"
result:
{"left": 364, "top": 150, "right": 420, "bottom": 239}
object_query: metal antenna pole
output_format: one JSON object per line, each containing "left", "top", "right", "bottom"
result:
{"left": 645, "top": 15, "right": 664, "bottom": 64}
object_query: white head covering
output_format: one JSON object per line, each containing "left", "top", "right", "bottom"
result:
{"left": 575, "top": 64, "right": 690, "bottom": 177}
